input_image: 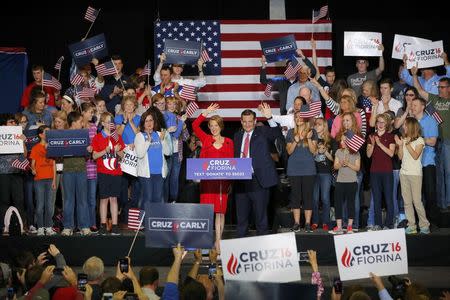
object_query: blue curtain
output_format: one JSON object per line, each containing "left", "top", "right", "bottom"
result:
{"left": 0, "top": 48, "right": 28, "bottom": 113}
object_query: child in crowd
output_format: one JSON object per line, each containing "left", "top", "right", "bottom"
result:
{"left": 30, "top": 125, "right": 57, "bottom": 236}
{"left": 330, "top": 112, "right": 361, "bottom": 235}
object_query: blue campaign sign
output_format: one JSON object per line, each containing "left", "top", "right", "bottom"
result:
{"left": 145, "top": 203, "right": 214, "bottom": 249}
{"left": 24, "top": 126, "right": 39, "bottom": 152}
{"left": 186, "top": 158, "right": 252, "bottom": 180}
{"left": 69, "top": 33, "right": 108, "bottom": 67}
{"left": 164, "top": 39, "right": 201, "bottom": 64}
{"left": 260, "top": 34, "right": 297, "bottom": 63}
{"left": 46, "top": 129, "right": 89, "bottom": 157}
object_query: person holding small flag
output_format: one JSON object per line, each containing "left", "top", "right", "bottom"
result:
{"left": 20, "top": 65, "right": 59, "bottom": 109}
{"left": 98, "top": 55, "right": 129, "bottom": 113}
{"left": 92, "top": 112, "right": 126, "bottom": 235}
{"left": 192, "top": 103, "right": 234, "bottom": 251}
{"left": 330, "top": 113, "right": 362, "bottom": 234}
{"left": 412, "top": 66, "right": 450, "bottom": 210}
{"left": 29, "top": 125, "right": 57, "bottom": 236}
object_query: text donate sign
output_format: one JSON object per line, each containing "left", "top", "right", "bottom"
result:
{"left": 186, "top": 158, "right": 252, "bottom": 180}
{"left": 144, "top": 203, "right": 214, "bottom": 249}
{"left": 334, "top": 229, "right": 408, "bottom": 281}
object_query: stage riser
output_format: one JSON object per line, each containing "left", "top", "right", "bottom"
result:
{"left": 1, "top": 234, "right": 449, "bottom": 266}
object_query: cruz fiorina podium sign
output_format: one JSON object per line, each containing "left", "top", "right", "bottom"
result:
{"left": 186, "top": 158, "right": 252, "bottom": 180}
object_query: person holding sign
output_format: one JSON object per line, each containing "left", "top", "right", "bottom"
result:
{"left": 192, "top": 103, "right": 234, "bottom": 252}
{"left": 92, "top": 112, "right": 126, "bottom": 235}
{"left": 134, "top": 108, "right": 172, "bottom": 205}
{"left": 330, "top": 113, "right": 361, "bottom": 234}
{"left": 347, "top": 44, "right": 385, "bottom": 97}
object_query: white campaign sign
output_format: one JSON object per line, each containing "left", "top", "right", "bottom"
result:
{"left": 0, "top": 126, "right": 24, "bottom": 154}
{"left": 334, "top": 229, "right": 408, "bottom": 281}
{"left": 220, "top": 232, "right": 300, "bottom": 282}
{"left": 120, "top": 146, "right": 137, "bottom": 177}
{"left": 391, "top": 34, "right": 431, "bottom": 60}
{"left": 405, "top": 40, "right": 444, "bottom": 69}
{"left": 344, "top": 32, "right": 382, "bottom": 57}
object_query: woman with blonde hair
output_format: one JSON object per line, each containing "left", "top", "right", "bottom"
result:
{"left": 395, "top": 117, "right": 430, "bottom": 234}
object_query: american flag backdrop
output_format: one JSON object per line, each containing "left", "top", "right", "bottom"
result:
{"left": 154, "top": 20, "right": 332, "bottom": 119}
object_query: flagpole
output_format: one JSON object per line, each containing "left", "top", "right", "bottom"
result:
{"left": 127, "top": 211, "right": 146, "bottom": 257}
{"left": 83, "top": 8, "right": 101, "bottom": 40}
{"left": 41, "top": 69, "right": 44, "bottom": 93}
{"left": 111, "top": 59, "right": 126, "bottom": 90}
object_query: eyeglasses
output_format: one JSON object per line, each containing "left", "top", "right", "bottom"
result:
{"left": 438, "top": 85, "right": 449, "bottom": 89}
{"left": 405, "top": 93, "right": 415, "bottom": 97}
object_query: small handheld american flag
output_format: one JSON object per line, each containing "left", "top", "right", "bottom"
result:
{"left": 140, "top": 60, "right": 151, "bottom": 76}
{"left": 42, "top": 72, "right": 62, "bottom": 90}
{"left": 95, "top": 61, "right": 117, "bottom": 76}
{"left": 128, "top": 208, "right": 145, "bottom": 230}
{"left": 264, "top": 82, "right": 273, "bottom": 97}
{"left": 54, "top": 56, "right": 64, "bottom": 71}
{"left": 344, "top": 130, "right": 365, "bottom": 153}
{"left": 201, "top": 48, "right": 212, "bottom": 62}
{"left": 179, "top": 85, "right": 197, "bottom": 101}
{"left": 299, "top": 101, "right": 322, "bottom": 119}
{"left": 75, "top": 85, "right": 96, "bottom": 99}
{"left": 425, "top": 103, "right": 443, "bottom": 125}
{"left": 84, "top": 6, "right": 99, "bottom": 23}
{"left": 284, "top": 56, "right": 301, "bottom": 79}
{"left": 185, "top": 101, "right": 199, "bottom": 118}
{"left": 11, "top": 158, "right": 30, "bottom": 170}
{"left": 109, "top": 123, "right": 119, "bottom": 142}
{"left": 70, "top": 73, "right": 84, "bottom": 86}
{"left": 312, "top": 5, "right": 328, "bottom": 23}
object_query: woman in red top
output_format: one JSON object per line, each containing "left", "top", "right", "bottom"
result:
{"left": 192, "top": 103, "right": 234, "bottom": 252}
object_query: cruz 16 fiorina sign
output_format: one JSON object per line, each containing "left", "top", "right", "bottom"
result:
{"left": 220, "top": 232, "right": 300, "bottom": 283}
{"left": 0, "top": 126, "right": 24, "bottom": 154}
{"left": 333, "top": 229, "right": 408, "bottom": 281}
{"left": 186, "top": 158, "right": 252, "bottom": 180}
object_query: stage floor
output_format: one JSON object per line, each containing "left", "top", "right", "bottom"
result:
{"left": 1, "top": 227, "right": 450, "bottom": 267}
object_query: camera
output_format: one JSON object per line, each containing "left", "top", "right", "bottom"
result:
{"left": 53, "top": 267, "right": 64, "bottom": 276}
{"left": 388, "top": 275, "right": 408, "bottom": 300}
{"left": 333, "top": 277, "right": 343, "bottom": 294}
{"left": 119, "top": 258, "right": 129, "bottom": 273}
{"left": 298, "top": 251, "right": 309, "bottom": 262}
{"left": 124, "top": 293, "right": 138, "bottom": 300}
{"left": 77, "top": 273, "right": 88, "bottom": 291}
{"left": 208, "top": 263, "right": 217, "bottom": 279}
{"left": 102, "top": 293, "right": 113, "bottom": 300}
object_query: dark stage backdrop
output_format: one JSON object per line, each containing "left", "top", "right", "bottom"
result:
{"left": 0, "top": 0, "right": 448, "bottom": 106}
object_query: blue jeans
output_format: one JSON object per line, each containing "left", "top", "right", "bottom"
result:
{"left": 168, "top": 154, "right": 182, "bottom": 202}
{"left": 87, "top": 178, "right": 97, "bottom": 227}
{"left": 343, "top": 171, "right": 363, "bottom": 228}
{"left": 392, "top": 169, "right": 403, "bottom": 218}
{"left": 371, "top": 172, "right": 394, "bottom": 227}
{"left": 139, "top": 175, "right": 164, "bottom": 207}
{"left": 437, "top": 139, "right": 450, "bottom": 208}
{"left": 24, "top": 173, "right": 34, "bottom": 225}
{"left": 312, "top": 173, "right": 332, "bottom": 226}
{"left": 63, "top": 172, "right": 89, "bottom": 229}
{"left": 34, "top": 179, "right": 54, "bottom": 228}
{"left": 120, "top": 174, "right": 141, "bottom": 223}
{"left": 163, "top": 155, "right": 173, "bottom": 202}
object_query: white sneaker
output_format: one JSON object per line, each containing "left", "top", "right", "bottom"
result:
{"left": 37, "top": 228, "right": 45, "bottom": 236}
{"left": 61, "top": 229, "right": 73, "bottom": 236}
{"left": 45, "top": 227, "right": 57, "bottom": 236}
{"left": 80, "top": 228, "right": 92, "bottom": 236}
{"left": 28, "top": 225, "right": 37, "bottom": 234}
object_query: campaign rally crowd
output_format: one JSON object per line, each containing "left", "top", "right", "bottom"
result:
{"left": 1, "top": 29, "right": 450, "bottom": 299}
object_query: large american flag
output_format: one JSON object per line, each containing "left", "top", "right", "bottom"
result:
{"left": 154, "top": 20, "right": 332, "bottom": 119}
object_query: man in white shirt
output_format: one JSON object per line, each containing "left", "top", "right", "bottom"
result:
{"left": 139, "top": 267, "right": 160, "bottom": 300}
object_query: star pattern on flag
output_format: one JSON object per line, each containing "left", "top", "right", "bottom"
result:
{"left": 154, "top": 20, "right": 221, "bottom": 75}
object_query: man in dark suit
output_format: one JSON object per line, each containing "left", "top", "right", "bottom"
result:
{"left": 234, "top": 109, "right": 282, "bottom": 237}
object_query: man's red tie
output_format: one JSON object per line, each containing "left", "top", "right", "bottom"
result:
{"left": 243, "top": 133, "right": 250, "bottom": 158}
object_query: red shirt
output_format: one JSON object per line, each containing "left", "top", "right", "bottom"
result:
{"left": 369, "top": 131, "right": 395, "bottom": 173}
{"left": 21, "top": 82, "right": 56, "bottom": 108}
{"left": 91, "top": 131, "right": 125, "bottom": 175}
